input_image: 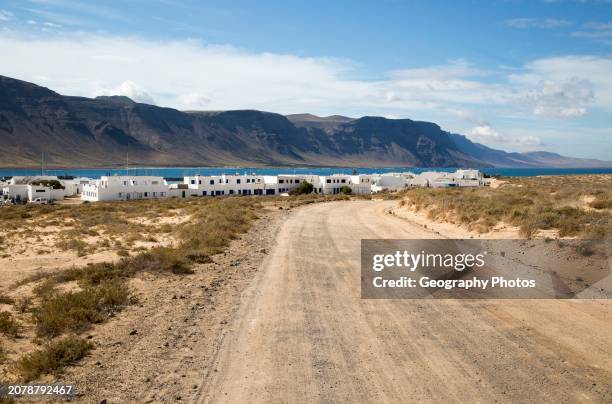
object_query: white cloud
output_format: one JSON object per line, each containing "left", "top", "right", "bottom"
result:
{"left": 534, "top": 105, "right": 587, "bottom": 117}
{"left": 0, "top": 10, "right": 14, "bottom": 22}
{"left": 510, "top": 56, "right": 612, "bottom": 114}
{"left": 584, "top": 21, "right": 612, "bottom": 30}
{"left": 1, "top": 33, "right": 609, "bottom": 119}
{"left": 0, "top": 34, "right": 377, "bottom": 114}
{"left": 468, "top": 124, "right": 504, "bottom": 142}
{"left": 177, "top": 93, "right": 211, "bottom": 109}
{"left": 571, "top": 21, "right": 612, "bottom": 40}
{"left": 95, "top": 80, "right": 155, "bottom": 104}
{"left": 505, "top": 18, "right": 572, "bottom": 29}
{"left": 467, "top": 124, "right": 542, "bottom": 149}
{"left": 526, "top": 78, "right": 594, "bottom": 117}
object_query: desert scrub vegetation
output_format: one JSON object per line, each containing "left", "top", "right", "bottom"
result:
{"left": 0, "top": 311, "right": 21, "bottom": 337}
{"left": 290, "top": 181, "right": 314, "bottom": 195}
{"left": 0, "top": 197, "right": 187, "bottom": 256}
{"left": 402, "top": 175, "right": 611, "bottom": 238}
{"left": 1, "top": 195, "right": 266, "bottom": 381}
{"left": 0, "top": 193, "right": 354, "bottom": 381}
{"left": 0, "top": 341, "right": 6, "bottom": 362}
{"left": 0, "top": 293, "right": 14, "bottom": 305}
{"left": 33, "top": 282, "right": 130, "bottom": 337}
{"left": 16, "top": 336, "right": 92, "bottom": 381}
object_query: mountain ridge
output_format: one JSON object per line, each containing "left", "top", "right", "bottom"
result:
{"left": 0, "top": 75, "right": 609, "bottom": 169}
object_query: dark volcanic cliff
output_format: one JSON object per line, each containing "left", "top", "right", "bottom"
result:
{"left": 0, "top": 75, "right": 608, "bottom": 168}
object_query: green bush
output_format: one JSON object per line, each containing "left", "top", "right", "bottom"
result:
{"left": 290, "top": 181, "right": 314, "bottom": 195}
{"left": 34, "top": 282, "right": 129, "bottom": 337}
{"left": 128, "top": 247, "right": 192, "bottom": 274}
{"left": 16, "top": 337, "right": 92, "bottom": 381}
{"left": 339, "top": 185, "right": 352, "bottom": 195}
{"left": 30, "top": 179, "right": 65, "bottom": 190}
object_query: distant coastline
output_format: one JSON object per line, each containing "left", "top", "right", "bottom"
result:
{"left": 1, "top": 166, "right": 612, "bottom": 179}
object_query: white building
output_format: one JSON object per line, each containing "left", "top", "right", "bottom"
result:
{"left": 264, "top": 174, "right": 323, "bottom": 195}
{"left": 1, "top": 184, "right": 28, "bottom": 202}
{"left": 184, "top": 174, "right": 266, "bottom": 196}
{"left": 27, "top": 184, "right": 65, "bottom": 202}
{"left": 350, "top": 175, "right": 374, "bottom": 194}
{"left": 406, "top": 169, "right": 485, "bottom": 188}
{"left": 73, "top": 169, "right": 484, "bottom": 203}
{"left": 59, "top": 177, "right": 91, "bottom": 195}
{"left": 372, "top": 174, "right": 410, "bottom": 192}
{"left": 320, "top": 174, "right": 353, "bottom": 195}
{"left": 81, "top": 176, "right": 171, "bottom": 202}
{"left": 0, "top": 175, "right": 83, "bottom": 202}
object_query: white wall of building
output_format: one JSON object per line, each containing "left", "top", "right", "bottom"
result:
{"left": 320, "top": 174, "right": 353, "bottom": 195}
{"left": 372, "top": 175, "right": 409, "bottom": 192}
{"left": 1, "top": 184, "right": 28, "bottom": 202}
{"left": 350, "top": 175, "right": 374, "bottom": 194}
{"left": 27, "top": 184, "right": 65, "bottom": 202}
{"left": 82, "top": 176, "right": 170, "bottom": 202}
{"left": 73, "top": 169, "right": 484, "bottom": 203}
{"left": 184, "top": 174, "right": 266, "bottom": 196}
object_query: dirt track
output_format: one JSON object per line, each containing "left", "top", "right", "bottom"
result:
{"left": 198, "top": 200, "right": 611, "bottom": 403}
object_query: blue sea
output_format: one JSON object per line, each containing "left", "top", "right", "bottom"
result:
{"left": 1, "top": 166, "right": 611, "bottom": 179}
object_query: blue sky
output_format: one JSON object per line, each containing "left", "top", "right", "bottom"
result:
{"left": 0, "top": 0, "right": 611, "bottom": 159}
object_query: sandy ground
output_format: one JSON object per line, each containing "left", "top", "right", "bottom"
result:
{"left": 56, "top": 207, "right": 288, "bottom": 402}
{"left": 197, "top": 200, "right": 611, "bottom": 403}
{"left": 3, "top": 199, "right": 609, "bottom": 402}
{"left": 390, "top": 203, "right": 522, "bottom": 239}
{"left": 0, "top": 214, "right": 184, "bottom": 290}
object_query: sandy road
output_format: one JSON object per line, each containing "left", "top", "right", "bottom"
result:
{"left": 198, "top": 200, "right": 611, "bottom": 403}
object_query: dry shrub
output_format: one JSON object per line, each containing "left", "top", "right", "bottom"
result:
{"left": 404, "top": 175, "right": 611, "bottom": 239}
{"left": 16, "top": 336, "right": 92, "bottom": 381}
{"left": 34, "top": 282, "right": 129, "bottom": 337}
{"left": 0, "top": 311, "right": 20, "bottom": 337}
{"left": 55, "top": 237, "right": 90, "bottom": 256}
{"left": 0, "top": 294, "right": 14, "bottom": 305}
{"left": 15, "top": 297, "right": 32, "bottom": 313}
{"left": 590, "top": 196, "right": 612, "bottom": 210}
{"left": 117, "top": 249, "right": 130, "bottom": 257}
{"left": 127, "top": 247, "right": 192, "bottom": 275}
{"left": 0, "top": 341, "right": 6, "bottom": 363}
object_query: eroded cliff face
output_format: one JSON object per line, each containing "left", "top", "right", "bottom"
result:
{"left": 1, "top": 75, "right": 607, "bottom": 168}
